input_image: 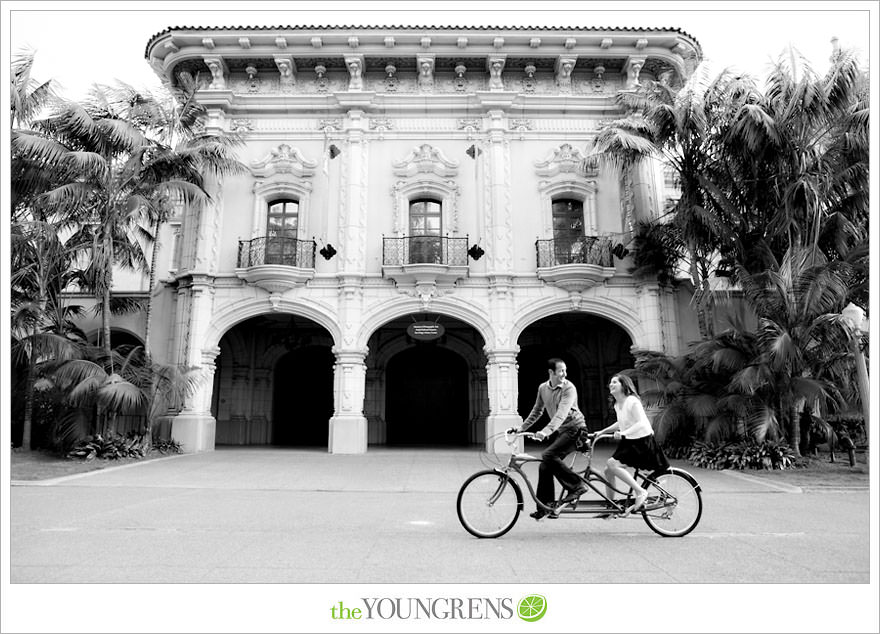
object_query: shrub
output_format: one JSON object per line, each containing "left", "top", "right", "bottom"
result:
{"left": 66, "top": 432, "right": 146, "bottom": 461}
{"left": 687, "top": 440, "right": 796, "bottom": 470}
{"left": 152, "top": 438, "right": 182, "bottom": 454}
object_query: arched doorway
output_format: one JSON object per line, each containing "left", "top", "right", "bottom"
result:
{"left": 272, "top": 346, "right": 334, "bottom": 446}
{"left": 517, "top": 313, "right": 634, "bottom": 431}
{"left": 212, "top": 313, "right": 335, "bottom": 446}
{"left": 385, "top": 346, "right": 469, "bottom": 446}
{"left": 364, "top": 313, "right": 488, "bottom": 446}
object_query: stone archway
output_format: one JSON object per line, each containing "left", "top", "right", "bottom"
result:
{"left": 516, "top": 312, "right": 635, "bottom": 431}
{"left": 212, "top": 313, "right": 335, "bottom": 446}
{"left": 363, "top": 312, "right": 489, "bottom": 447}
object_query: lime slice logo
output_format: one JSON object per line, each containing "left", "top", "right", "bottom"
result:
{"left": 517, "top": 594, "right": 547, "bottom": 622}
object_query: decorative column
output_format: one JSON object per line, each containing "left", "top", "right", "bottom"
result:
{"left": 631, "top": 159, "right": 660, "bottom": 222}
{"left": 171, "top": 342, "right": 220, "bottom": 452}
{"left": 483, "top": 110, "right": 514, "bottom": 276}
{"left": 484, "top": 348, "right": 522, "bottom": 454}
{"left": 329, "top": 348, "right": 369, "bottom": 453}
{"left": 634, "top": 283, "right": 667, "bottom": 353}
{"left": 326, "top": 109, "right": 370, "bottom": 453}
{"left": 169, "top": 170, "right": 224, "bottom": 452}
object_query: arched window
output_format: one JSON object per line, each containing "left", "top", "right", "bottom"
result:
{"left": 266, "top": 199, "right": 299, "bottom": 264}
{"left": 408, "top": 198, "right": 442, "bottom": 263}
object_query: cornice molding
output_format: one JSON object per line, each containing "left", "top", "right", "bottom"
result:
{"left": 146, "top": 26, "right": 700, "bottom": 91}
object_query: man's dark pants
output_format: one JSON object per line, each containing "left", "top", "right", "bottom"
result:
{"left": 537, "top": 426, "right": 584, "bottom": 506}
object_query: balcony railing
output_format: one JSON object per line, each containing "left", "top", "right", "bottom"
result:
{"left": 237, "top": 236, "right": 316, "bottom": 269}
{"left": 535, "top": 235, "right": 614, "bottom": 268}
{"left": 383, "top": 236, "right": 469, "bottom": 266}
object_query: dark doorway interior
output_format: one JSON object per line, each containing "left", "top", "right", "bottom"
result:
{"left": 272, "top": 346, "right": 334, "bottom": 446}
{"left": 385, "top": 345, "right": 469, "bottom": 446}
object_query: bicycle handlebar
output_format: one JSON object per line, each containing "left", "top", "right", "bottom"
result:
{"left": 503, "top": 428, "right": 619, "bottom": 447}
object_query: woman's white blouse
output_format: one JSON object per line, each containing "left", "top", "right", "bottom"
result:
{"left": 613, "top": 395, "right": 654, "bottom": 439}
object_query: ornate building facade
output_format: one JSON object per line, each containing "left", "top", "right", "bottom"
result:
{"left": 137, "top": 25, "right": 703, "bottom": 453}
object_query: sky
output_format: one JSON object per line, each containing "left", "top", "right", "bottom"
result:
{"left": 5, "top": 1, "right": 874, "bottom": 99}
{"left": 2, "top": 1, "right": 878, "bottom": 634}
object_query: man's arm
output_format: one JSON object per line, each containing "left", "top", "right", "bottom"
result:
{"left": 520, "top": 390, "right": 545, "bottom": 431}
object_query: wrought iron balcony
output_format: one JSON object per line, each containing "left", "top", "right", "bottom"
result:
{"left": 536, "top": 235, "right": 614, "bottom": 267}
{"left": 235, "top": 236, "right": 317, "bottom": 293}
{"left": 237, "top": 236, "right": 316, "bottom": 268}
{"left": 381, "top": 235, "right": 470, "bottom": 293}
{"left": 382, "top": 235, "right": 469, "bottom": 266}
{"left": 535, "top": 235, "right": 617, "bottom": 292}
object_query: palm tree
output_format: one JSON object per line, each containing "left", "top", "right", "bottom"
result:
{"left": 718, "top": 47, "right": 869, "bottom": 277}
{"left": 25, "top": 83, "right": 220, "bottom": 363}
{"left": 586, "top": 65, "right": 755, "bottom": 338}
{"left": 45, "top": 345, "right": 204, "bottom": 450}
{"left": 110, "top": 76, "right": 246, "bottom": 357}
{"left": 10, "top": 223, "right": 86, "bottom": 449}
{"left": 732, "top": 246, "right": 853, "bottom": 455}
{"left": 10, "top": 48, "right": 56, "bottom": 128}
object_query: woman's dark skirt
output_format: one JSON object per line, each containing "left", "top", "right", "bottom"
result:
{"left": 612, "top": 434, "right": 670, "bottom": 471}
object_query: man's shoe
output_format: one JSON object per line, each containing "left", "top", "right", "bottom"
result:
{"left": 530, "top": 505, "right": 559, "bottom": 521}
{"left": 560, "top": 485, "right": 589, "bottom": 504}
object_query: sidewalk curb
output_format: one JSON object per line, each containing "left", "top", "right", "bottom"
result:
{"left": 718, "top": 469, "right": 803, "bottom": 493}
{"left": 10, "top": 453, "right": 191, "bottom": 487}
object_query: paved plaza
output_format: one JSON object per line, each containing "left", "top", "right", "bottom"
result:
{"left": 9, "top": 446, "right": 871, "bottom": 584}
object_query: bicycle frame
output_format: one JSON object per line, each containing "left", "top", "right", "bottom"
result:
{"left": 495, "top": 431, "right": 662, "bottom": 517}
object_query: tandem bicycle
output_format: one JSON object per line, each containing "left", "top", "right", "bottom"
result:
{"left": 456, "top": 429, "right": 703, "bottom": 538}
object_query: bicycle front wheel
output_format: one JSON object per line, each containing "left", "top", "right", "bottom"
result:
{"left": 457, "top": 470, "right": 523, "bottom": 538}
{"left": 641, "top": 468, "right": 702, "bottom": 537}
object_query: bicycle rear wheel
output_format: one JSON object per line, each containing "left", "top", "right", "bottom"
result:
{"left": 457, "top": 470, "right": 522, "bottom": 538}
{"left": 640, "top": 468, "right": 702, "bottom": 537}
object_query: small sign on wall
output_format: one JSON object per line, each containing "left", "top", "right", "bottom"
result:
{"left": 407, "top": 321, "right": 445, "bottom": 341}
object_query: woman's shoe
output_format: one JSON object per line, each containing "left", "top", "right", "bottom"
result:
{"left": 627, "top": 491, "right": 648, "bottom": 514}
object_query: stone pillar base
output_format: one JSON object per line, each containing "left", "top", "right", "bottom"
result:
{"left": 329, "top": 415, "right": 368, "bottom": 454}
{"left": 170, "top": 413, "right": 216, "bottom": 453}
{"left": 485, "top": 414, "right": 524, "bottom": 454}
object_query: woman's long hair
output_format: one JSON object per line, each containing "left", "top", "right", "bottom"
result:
{"left": 613, "top": 373, "right": 640, "bottom": 399}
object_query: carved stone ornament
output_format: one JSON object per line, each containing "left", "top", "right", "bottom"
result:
{"left": 250, "top": 144, "right": 318, "bottom": 179}
{"left": 230, "top": 119, "right": 253, "bottom": 133}
{"left": 625, "top": 57, "right": 646, "bottom": 89}
{"left": 317, "top": 119, "right": 344, "bottom": 133}
{"left": 392, "top": 143, "right": 459, "bottom": 179}
{"left": 522, "top": 64, "right": 537, "bottom": 93}
{"left": 384, "top": 64, "right": 399, "bottom": 92}
{"left": 369, "top": 118, "right": 393, "bottom": 140}
{"left": 345, "top": 55, "right": 364, "bottom": 91}
{"left": 453, "top": 64, "right": 468, "bottom": 92}
{"left": 592, "top": 65, "right": 606, "bottom": 92}
{"left": 314, "top": 64, "right": 329, "bottom": 93}
{"left": 417, "top": 57, "right": 435, "bottom": 92}
{"left": 274, "top": 56, "right": 296, "bottom": 91}
{"left": 487, "top": 57, "right": 506, "bottom": 91}
{"left": 556, "top": 56, "right": 577, "bottom": 93}
{"left": 245, "top": 65, "right": 259, "bottom": 93}
{"left": 203, "top": 56, "right": 227, "bottom": 90}
{"left": 534, "top": 143, "right": 589, "bottom": 177}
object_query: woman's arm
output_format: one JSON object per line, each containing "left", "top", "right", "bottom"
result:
{"left": 597, "top": 421, "right": 620, "bottom": 436}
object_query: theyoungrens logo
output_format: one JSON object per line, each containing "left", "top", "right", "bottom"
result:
{"left": 329, "top": 595, "right": 546, "bottom": 622}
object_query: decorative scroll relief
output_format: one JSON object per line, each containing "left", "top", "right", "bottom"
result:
{"left": 534, "top": 143, "right": 589, "bottom": 178}
{"left": 392, "top": 143, "right": 460, "bottom": 179}
{"left": 250, "top": 144, "right": 318, "bottom": 179}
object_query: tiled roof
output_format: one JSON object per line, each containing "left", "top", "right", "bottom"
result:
{"left": 145, "top": 25, "right": 702, "bottom": 58}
